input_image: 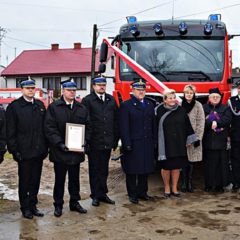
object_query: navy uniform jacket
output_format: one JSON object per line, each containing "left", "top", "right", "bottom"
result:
{"left": 81, "top": 92, "right": 118, "bottom": 150}
{"left": 119, "top": 96, "right": 157, "bottom": 174}
{"left": 44, "top": 96, "right": 90, "bottom": 165}
{"left": 6, "top": 96, "right": 48, "bottom": 161}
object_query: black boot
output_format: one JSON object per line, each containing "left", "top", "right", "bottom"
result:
{"left": 181, "top": 167, "right": 188, "bottom": 192}
{"left": 187, "top": 164, "right": 194, "bottom": 193}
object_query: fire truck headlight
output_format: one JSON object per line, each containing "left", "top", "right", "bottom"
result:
{"left": 153, "top": 23, "right": 163, "bottom": 35}
{"left": 178, "top": 22, "right": 188, "bottom": 35}
{"left": 129, "top": 25, "right": 140, "bottom": 37}
{"left": 204, "top": 23, "right": 213, "bottom": 35}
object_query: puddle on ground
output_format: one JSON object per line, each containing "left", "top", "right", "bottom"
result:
{"left": 208, "top": 209, "right": 231, "bottom": 215}
{"left": 88, "top": 230, "right": 101, "bottom": 234}
{"left": 155, "top": 228, "right": 183, "bottom": 236}
{"left": 180, "top": 210, "right": 229, "bottom": 231}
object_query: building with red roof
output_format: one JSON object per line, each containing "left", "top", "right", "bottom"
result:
{"left": 1, "top": 43, "right": 115, "bottom": 98}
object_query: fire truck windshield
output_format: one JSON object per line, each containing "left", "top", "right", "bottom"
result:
{"left": 120, "top": 38, "right": 224, "bottom": 82}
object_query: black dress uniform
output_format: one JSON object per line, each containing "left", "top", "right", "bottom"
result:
{"left": 44, "top": 83, "right": 90, "bottom": 215}
{"left": 228, "top": 82, "right": 240, "bottom": 190}
{"left": 119, "top": 80, "right": 157, "bottom": 203}
{"left": 81, "top": 77, "right": 118, "bottom": 206}
{"left": 6, "top": 79, "right": 48, "bottom": 217}
{"left": 0, "top": 107, "right": 6, "bottom": 164}
{"left": 203, "top": 88, "right": 232, "bottom": 192}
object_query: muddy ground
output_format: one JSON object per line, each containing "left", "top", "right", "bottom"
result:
{"left": 0, "top": 155, "right": 240, "bottom": 240}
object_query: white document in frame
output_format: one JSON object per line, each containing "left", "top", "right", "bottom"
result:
{"left": 65, "top": 123, "right": 85, "bottom": 152}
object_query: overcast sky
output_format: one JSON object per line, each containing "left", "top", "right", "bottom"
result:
{"left": 1, "top": 0, "right": 240, "bottom": 67}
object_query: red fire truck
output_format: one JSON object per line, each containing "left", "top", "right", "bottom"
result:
{"left": 0, "top": 88, "right": 52, "bottom": 109}
{"left": 99, "top": 14, "right": 239, "bottom": 105}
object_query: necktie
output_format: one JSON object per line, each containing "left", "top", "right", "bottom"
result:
{"left": 100, "top": 95, "right": 104, "bottom": 102}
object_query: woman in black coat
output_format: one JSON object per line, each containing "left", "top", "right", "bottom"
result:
{"left": 203, "top": 88, "right": 232, "bottom": 192}
{"left": 156, "top": 89, "right": 197, "bottom": 198}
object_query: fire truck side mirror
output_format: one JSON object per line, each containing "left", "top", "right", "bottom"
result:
{"left": 98, "top": 63, "right": 106, "bottom": 73}
{"left": 100, "top": 42, "right": 108, "bottom": 62}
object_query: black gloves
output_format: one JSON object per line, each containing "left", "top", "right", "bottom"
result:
{"left": 124, "top": 145, "right": 132, "bottom": 152}
{"left": 82, "top": 143, "right": 90, "bottom": 155}
{"left": 113, "top": 140, "right": 119, "bottom": 151}
{"left": 58, "top": 143, "right": 69, "bottom": 152}
{"left": 13, "top": 152, "right": 22, "bottom": 163}
{"left": 193, "top": 140, "right": 200, "bottom": 148}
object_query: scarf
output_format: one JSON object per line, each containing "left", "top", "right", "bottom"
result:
{"left": 181, "top": 95, "right": 196, "bottom": 113}
{"left": 158, "top": 103, "right": 179, "bottom": 161}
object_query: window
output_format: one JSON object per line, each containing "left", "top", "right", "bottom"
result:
{"left": 42, "top": 77, "right": 61, "bottom": 90}
{"left": 71, "top": 77, "right": 87, "bottom": 90}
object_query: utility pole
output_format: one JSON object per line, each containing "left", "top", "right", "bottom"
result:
{"left": 0, "top": 27, "right": 7, "bottom": 66}
{"left": 90, "top": 24, "right": 98, "bottom": 92}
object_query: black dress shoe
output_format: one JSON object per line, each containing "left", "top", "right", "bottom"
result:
{"left": 204, "top": 187, "right": 212, "bottom": 192}
{"left": 92, "top": 198, "right": 100, "bottom": 207}
{"left": 232, "top": 184, "right": 240, "bottom": 192}
{"left": 138, "top": 194, "right": 153, "bottom": 201}
{"left": 129, "top": 197, "right": 139, "bottom": 204}
{"left": 163, "top": 192, "right": 171, "bottom": 199}
{"left": 22, "top": 209, "right": 33, "bottom": 219}
{"left": 99, "top": 196, "right": 115, "bottom": 205}
{"left": 54, "top": 207, "right": 62, "bottom": 217}
{"left": 171, "top": 192, "right": 181, "bottom": 198}
{"left": 214, "top": 187, "right": 224, "bottom": 193}
{"left": 31, "top": 207, "right": 44, "bottom": 217}
{"left": 70, "top": 203, "right": 87, "bottom": 214}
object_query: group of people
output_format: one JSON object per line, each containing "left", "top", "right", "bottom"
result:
{"left": 0, "top": 76, "right": 239, "bottom": 220}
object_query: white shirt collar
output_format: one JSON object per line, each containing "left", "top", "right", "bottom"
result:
{"left": 63, "top": 97, "right": 74, "bottom": 108}
{"left": 23, "top": 96, "right": 34, "bottom": 103}
{"left": 95, "top": 92, "right": 105, "bottom": 101}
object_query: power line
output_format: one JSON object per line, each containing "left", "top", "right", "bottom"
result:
{"left": 6, "top": 36, "right": 49, "bottom": 48}
{"left": 175, "top": 3, "right": 240, "bottom": 19}
{"left": 99, "top": 0, "right": 175, "bottom": 27}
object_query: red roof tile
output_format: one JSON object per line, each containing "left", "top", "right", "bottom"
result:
{"left": 1, "top": 47, "right": 112, "bottom": 76}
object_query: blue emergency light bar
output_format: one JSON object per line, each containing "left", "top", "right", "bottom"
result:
{"left": 209, "top": 14, "right": 221, "bottom": 21}
{"left": 126, "top": 16, "right": 137, "bottom": 24}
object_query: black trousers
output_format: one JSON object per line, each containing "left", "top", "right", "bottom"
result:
{"left": 204, "top": 150, "right": 229, "bottom": 189}
{"left": 18, "top": 158, "right": 43, "bottom": 212}
{"left": 126, "top": 174, "right": 148, "bottom": 198}
{"left": 53, "top": 162, "right": 80, "bottom": 208}
{"left": 231, "top": 141, "right": 240, "bottom": 186}
{"left": 88, "top": 149, "right": 111, "bottom": 199}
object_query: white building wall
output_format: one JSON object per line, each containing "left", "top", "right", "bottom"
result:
{"left": 105, "top": 56, "right": 115, "bottom": 95}
{"left": 0, "top": 66, "right": 6, "bottom": 88}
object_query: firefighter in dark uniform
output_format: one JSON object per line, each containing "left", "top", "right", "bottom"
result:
{"left": 0, "top": 106, "right": 6, "bottom": 164}
{"left": 119, "top": 79, "right": 157, "bottom": 204}
{"left": 228, "top": 80, "right": 240, "bottom": 191}
{"left": 81, "top": 77, "right": 118, "bottom": 207}
{"left": 6, "top": 78, "right": 48, "bottom": 219}
{"left": 44, "top": 79, "right": 89, "bottom": 217}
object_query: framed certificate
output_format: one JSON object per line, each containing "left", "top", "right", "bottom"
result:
{"left": 65, "top": 123, "right": 85, "bottom": 152}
